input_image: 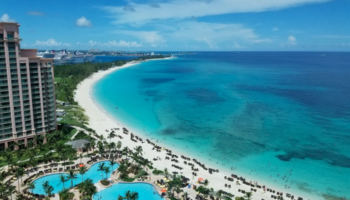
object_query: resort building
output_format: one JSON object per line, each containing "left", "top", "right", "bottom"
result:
{"left": 0, "top": 22, "right": 56, "bottom": 150}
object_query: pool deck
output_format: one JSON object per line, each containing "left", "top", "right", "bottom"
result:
{"left": 8, "top": 156, "right": 112, "bottom": 200}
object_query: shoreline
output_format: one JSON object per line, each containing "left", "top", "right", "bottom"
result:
{"left": 74, "top": 57, "right": 317, "bottom": 200}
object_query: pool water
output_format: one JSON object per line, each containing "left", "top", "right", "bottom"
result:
{"left": 32, "top": 161, "right": 117, "bottom": 194}
{"left": 93, "top": 183, "right": 163, "bottom": 200}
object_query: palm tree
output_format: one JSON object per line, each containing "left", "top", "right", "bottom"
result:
{"left": 117, "top": 195, "right": 124, "bottom": 200}
{"left": 91, "top": 141, "right": 96, "bottom": 152}
{"left": 66, "top": 169, "right": 77, "bottom": 188}
{"left": 15, "top": 168, "right": 25, "bottom": 193}
{"left": 27, "top": 182, "right": 35, "bottom": 194}
{"left": 98, "top": 141, "right": 104, "bottom": 155}
{"left": 25, "top": 148, "right": 38, "bottom": 171}
{"left": 244, "top": 192, "right": 253, "bottom": 200}
{"left": 78, "top": 178, "right": 97, "bottom": 198}
{"left": 216, "top": 190, "right": 222, "bottom": 200}
{"left": 78, "top": 166, "right": 87, "bottom": 183}
{"left": 3, "top": 152, "right": 12, "bottom": 172}
{"left": 109, "top": 160, "right": 117, "bottom": 173}
{"left": 42, "top": 181, "right": 54, "bottom": 197}
{"left": 164, "top": 168, "right": 169, "bottom": 178}
{"left": 97, "top": 163, "right": 105, "bottom": 181}
{"left": 124, "top": 190, "right": 139, "bottom": 200}
{"left": 107, "top": 131, "right": 116, "bottom": 145}
{"left": 84, "top": 142, "right": 92, "bottom": 154}
{"left": 134, "top": 146, "right": 143, "bottom": 157}
{"left": 55, "top": 143, "right": 65, "bottom": 162}
{"left": 110, "top": 142, "right": 116, "bottom": 154}
{"left": 116, "top": 141, "right": 122, "bottom": 153}
{"left": 46, "top": 185, "right": 54, "bottom": 197}
{"left": 104, "top": 167, "right": 110, "bottom": 179}
{"left": 122, "top": 147, "right": 129, "bottom": 159}
{"left": 59, "top": 174, "right": 67, "bottom": 190}
{"left": 203, "top": 179, "right": 209, "bottom": 187}
{"left": 58, "top": 189, "right": 71, "bottom": 200}
{"left": 79, "top": 154, "right": 83, "bottom": 164}
{"left": 183, "top": 192, "right": 189, "bottom": 200}
{"left": 7, "top": 185, "right": 16, "bottom": 200}
{"left": 174, "top": 186, "right": 183, "bottom": 198}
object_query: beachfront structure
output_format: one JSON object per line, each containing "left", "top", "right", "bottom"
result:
{"left": 65, "top": 139, "right": 90, "bottom": 152}
{"left": 0, "top": 22, "right": 56, "bottom": 150}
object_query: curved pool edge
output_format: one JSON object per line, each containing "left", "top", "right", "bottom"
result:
{"left": 31, "top": 160, "right": 117, "bottom": 194}
{"left": 93, "top": 182, "right": 164, "bottom": 200}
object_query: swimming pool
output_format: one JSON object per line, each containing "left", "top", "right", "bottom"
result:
{"left": 32, "top": 161, "right": 118, "bottom": 194}
{"left": 93, "top": 183, "right": 163, "bottom": 200}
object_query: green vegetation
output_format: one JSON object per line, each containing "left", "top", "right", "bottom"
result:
{"left": 0, "top": 126, "right": 78, "bottom": 168}
{"left": 152, "top": 169, "right": 164, "bottom": 175}
{"left": 54, "top": 55, "right": 169, "bottom": 129}
{"left": 56, "top": 104, "right": 89, "bottom": 127}
{"left": 117, "top": 190, "right": 139, "bottom": 200}
{"left": 74, "top": 130, "right": 95, "bottom": 141}
{"left": 54, "top": 61, "right": 127, "bottom": 103}
{"left": 0, "top": 55, "right": 169, "bottom": 199}
{"left": 235, "top": 192, "right": 253, "bottom": 200}
{"left": 116, "top": 146, "right": 151, "bottom": 183}
{"left": 100, "top": 179, "right": 110, "bottom": 186}
{"left": 76, "top": 178, "right": 97, "bottom": 199}
{"left": 54, "top": 55, "right": 168, "bottom": 104}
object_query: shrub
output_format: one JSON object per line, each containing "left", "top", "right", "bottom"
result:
{"left": 62, "top": 161, "right": 75, "bottom": 166}
{"left": 152, "top": 169, "right": 164, "bottom": 175}
{"left": 100, "top": 179, "right": 110, "bottom": 186}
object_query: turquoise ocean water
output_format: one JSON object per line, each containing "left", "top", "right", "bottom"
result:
{"left": 93, "top": 52, "right": 350, "bottom": 199}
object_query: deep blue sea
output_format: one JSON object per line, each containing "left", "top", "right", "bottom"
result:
{"left": 93, "top": 55, "right": 139, "bottom": 63}
{"left": 93, "top": 52, "right": 350, "bottom": 200}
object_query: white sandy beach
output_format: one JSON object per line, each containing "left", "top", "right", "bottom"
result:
{"left": 74, "top": 59, "right": 312, "bottom": 200}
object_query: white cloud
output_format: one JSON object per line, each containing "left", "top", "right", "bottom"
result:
{"left": 168, "top": 21, "right": 270, "bottom": 47}
{"left": 27, "top": 11, "right": 44, "bottom": 16}
{"left": 102, "top": 0, "right": 330, "bottom": 24}
{"left": 281, "top": 35, "right": 297, "bottom": 46}
{"left": 112, "top": 21, "right": 270, "bottom": 49}
{"left": 288, "top": 35, "right": 297, "bottom": 44}
{"left": 33, "top": 39, "right": 71, "bottom": 47}
{"left": 113, "top": 30, "right": 164, "bottom": 47}
{"left": 88, "top": 40, "right": 143, "bottom": 47}
{"left": 88, "top": 40, "right": 98, "bottom": 46}
{"left": 273, "top": 27, "right": 279, "bottom": 31}
{"left": 76, "top": 16, "right": 92, "bottom": 27}
{"left": 0, "top": 14, "right": 15, "bottom": 22}
{"left": 123, "top": 5, "right": 136, "bottom": 12}
{"left": 197, "top": 38, "right": 218, "bottom": 49}
{"left": 232, "top": 42, "right": 245, "bottom": 49}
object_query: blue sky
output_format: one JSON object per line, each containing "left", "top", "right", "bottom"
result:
{"left": 1, "top": 0, "right": 349, "bottom": 51}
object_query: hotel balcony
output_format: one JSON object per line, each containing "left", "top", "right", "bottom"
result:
{"left": 0, "top": 38, "right": 22, "bottom": 42}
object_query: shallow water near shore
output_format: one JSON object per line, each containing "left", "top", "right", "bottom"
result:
{"left": 93, "top": 52, "right": 350, "bottom": 199}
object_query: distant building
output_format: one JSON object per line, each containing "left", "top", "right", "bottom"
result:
{"left": 0, "top": 22, "right": 56, "bottom": 150}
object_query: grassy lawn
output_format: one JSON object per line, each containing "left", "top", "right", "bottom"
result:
{"left": 56, "top": 104, "right": 89, "bottom": 127}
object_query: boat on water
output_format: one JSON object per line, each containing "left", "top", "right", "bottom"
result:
{"left": 37, "top": 50, "right": 56, "bottom": 59}
{"left": 54, "top": 50, "right": 71, "bottom": 65}
{"left": 53, "top": 50, "right": 95, "bottom": 65}
{"left": 69, "top": 51, "right": 95, "bottom": 64}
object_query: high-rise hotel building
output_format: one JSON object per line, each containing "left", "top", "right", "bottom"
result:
{"left": 0, "top": 22, "right": 56, "bottom": 150}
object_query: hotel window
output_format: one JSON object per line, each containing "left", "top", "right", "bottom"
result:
{"left": 7, "top": 33, "right": 14, "bottom": 40}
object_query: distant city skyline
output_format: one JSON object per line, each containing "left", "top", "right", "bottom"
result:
{"left": 1, "top": 0, "right": 349, "bottom": 51}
